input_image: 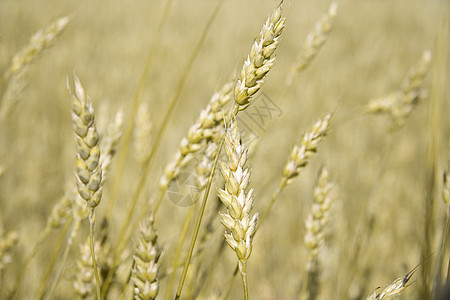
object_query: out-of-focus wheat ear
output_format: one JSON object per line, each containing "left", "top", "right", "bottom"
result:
{"left": 2, "top": 16, "right": 70, "bottom": 81}
{"left": 217, "top": 119, "right": 258, "bottom": 300}
{"left": 365, "top": 50, "right": 432, "bottom": 128}
{"left": 259, "top": 113, "right": 332, "bottom": 229}
{"left": 99, "top": 108, "right": 124, "bottom": 180}
{"left": 302, "top": 167, "right": 334, "bottom": 300}
{"left": 286, "top": 2, "right": 338, "bottom": 86}
{"left": 131, "top": 214, "right": 161, "bottom": 300}
{"left": 74, "top": 238, "right": 101, "bottom": 299}
{"left": 0, "top": 225, "right": 19, "bottom": 272}
{"left": 231, "top": 1, "right": 285, "bottom": 116}
{"left": 0, "top": 69, "right": 27, "bottom": 123}
{"left": 283, "top": 114, "right": 331, "bottom": 186}
{"left": 133, "top": 103, "right": 153, "bottom": 165}
{"left": 47, "top": 193, "right": 74, "bottom": 230}
{"left": 366, "top": 266, "right": 417, "bottom": 300}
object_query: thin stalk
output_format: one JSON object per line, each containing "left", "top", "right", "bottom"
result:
{"left": 174, "top": 136, "right": 224, "bottom": 300}
{"left": 37, "top": 220, "right": 72, "bottom": 299}
{"left": 89, "top": 211, "right": 101, "bottom": 300}
{"left": 166, "top": 205, "right": 195, "bottom": 300}
{"left": 240, "top": 262, "right": 248, "bottom": 300}
{"left": 106, "top": 0, "right": 173, "bottom": 221}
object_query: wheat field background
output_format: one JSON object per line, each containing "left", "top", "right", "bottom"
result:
{"left": 0, "top": 0, "right": 449, "bottom": 299}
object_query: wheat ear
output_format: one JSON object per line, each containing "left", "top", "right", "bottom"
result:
{"left": 366, "top": 266, "right": 417, "bottom": 300}
{"left": 1, "top": 16, "right": 70, "bottom": 83}
{"left": 218, "top": 119, "right": 258, "bottom": 300}
{"left": 302, "top": 167, "right": 334, "bottom": 300}
{"left": 131, "top": 214, "right": 161, "bottom": 300}
{"left": 366, "top": 50, "right": 432, "bottom": 128}
{"left": 286, "top": 2, "right": 338, "bottom": 85}
{"left": 68, "top": 74, "right": 103, "bottom": 299}
{"left": 231, "top": 1, "right": 285, "bottom": 116}
{"left": 260, "top": 114, "right": 331, "bottom": 226}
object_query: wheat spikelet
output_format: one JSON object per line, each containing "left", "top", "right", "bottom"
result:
{"left": 302, "top": 167, "right": 334, "bottom": 300}
{"left": 0, "top": 225, "right": 18, "bottom": 271}
{"left": 283, "top": 114, "right": 331, "bottom": 185}
{"left": 131, "top": 214, "right": 161, "bottom": 300}
{"left": 217, "top": 119, "right": 258, "bottom": 299}
{"left": 366, "top": 50, "right": 432, "bottom": 128}
{"left": 68, "top": 74, "right": 103, "bottom": 209}
{"left": 232, "top": 1, "right": 285, "bottom": 115}
{"left": 286, "top": 2, "right": 338, "bottom": 85}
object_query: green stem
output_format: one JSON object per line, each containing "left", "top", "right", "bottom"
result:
{"left": 174, "top": 136, "right": 224, "bottom": 300}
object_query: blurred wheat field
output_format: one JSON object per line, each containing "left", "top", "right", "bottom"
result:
{"left": 0, "top": 0, "right": 449, "bottom": 299}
